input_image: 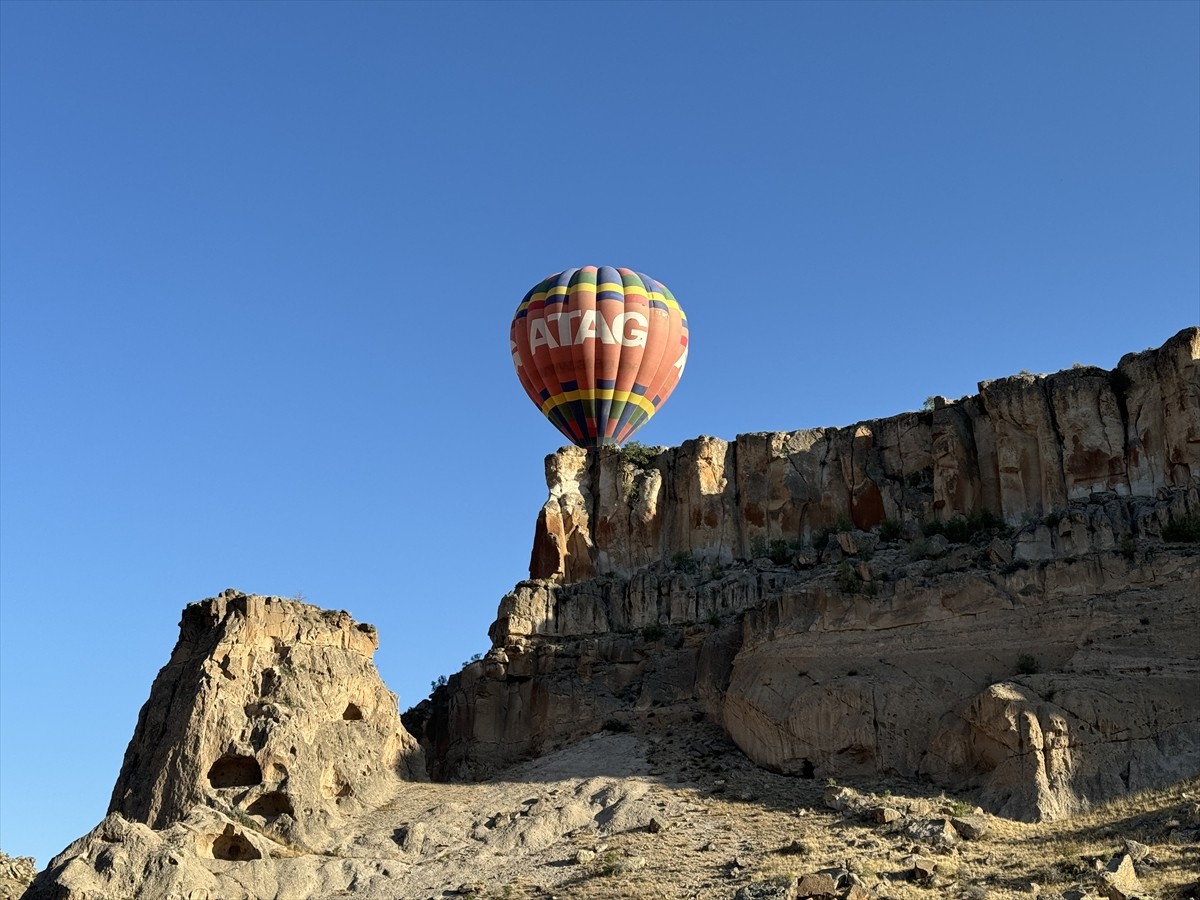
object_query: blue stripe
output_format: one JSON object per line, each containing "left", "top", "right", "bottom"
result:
{"left": 539, "top": 389, "right": 550, "bottom": 401}
{"left": 612, "top": 398, "right": 638, "bottom": 436}
{"left": 625, "top": 408, "right": 649, "bottom": 433}
{"left": 597, "top": 290, "right": 624, "bottom": 301}
{"left": 560, "top": 380, "right": 578, "bottom": 391}
{"left": 597, "top": 379, "right": 617, "bottom": 390}
{"left": 632, "top": 383, "right": 648, "bottom": 396}
{"left": 649, "top": 299, "right": 668, "bottom": 311}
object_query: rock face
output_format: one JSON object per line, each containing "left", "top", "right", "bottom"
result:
{"left": 530, "top": 327, "right": 1199, "bottom": 582}
{"left": 25, "top": 591, "right": 425, "bottom": 899}
{"left": 109, "top": 590, "right": 425, "bottom": 845}
{"left": 414, "top": 327, "right": 1200, "bottom": 823}
{"left": 0, "top": 852, "right": 36, "bottom": 900}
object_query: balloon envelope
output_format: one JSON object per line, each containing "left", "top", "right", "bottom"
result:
{"left": 510, "top": 266, "right": 689, "bottom": 449}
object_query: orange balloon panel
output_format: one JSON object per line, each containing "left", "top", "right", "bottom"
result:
{"left": 510, "top": 266, "right": 688, "bottom": 448}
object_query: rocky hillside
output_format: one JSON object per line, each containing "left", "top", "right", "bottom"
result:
{"left": 17, "top": 327, "right": 1200, "bottom": 900}
{"left": 410, "top": 327, "right": 1200, "bottom": 825}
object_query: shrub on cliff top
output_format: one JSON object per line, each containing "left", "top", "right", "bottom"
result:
{"left": 620, "top": 441, "right": 660, "bottom": 469}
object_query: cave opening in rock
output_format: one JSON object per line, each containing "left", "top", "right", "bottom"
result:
{"left": 207, "top": 755, "right": 263, "bottom": 789}
{"left": 343, "top": 702, "right": 363, "bottom": 720}
{"left": 246, "top": 791, "right": 295, "bottom": 817}
{"left": 210, "top": 825, "right": 262, "bottom": 861}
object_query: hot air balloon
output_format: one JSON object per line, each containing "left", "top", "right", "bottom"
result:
{"left": 510, "top": 266, "right": 689, "bottom": 449}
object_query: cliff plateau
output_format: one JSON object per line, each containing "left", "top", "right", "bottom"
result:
{"left": 18, "top": 327, "right": 1200, "bottom": 900}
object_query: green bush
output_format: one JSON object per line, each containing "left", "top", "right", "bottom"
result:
{"left": 1162, "top": 514, "right": 1200, "bottom": 543}
{"left": 925, "top": 509, "right": 1005, "bottom": 543}
{"left": 597, "top": 850, "right": 636, "bottom": 877}
{"left": 878, "top": 518, "right": 902, "bottom": 542}
{"left": 835, "top": 561, "right": 861, "bottom": 594}
{"left": 768, "top": 539, "right": 793, "bottom": 565}
{"left": 670, "top": 550, "right": 699, "bottom": 573}
{"left": 641, "top": 622, "right": 665, "bottom": 642}
{"left": 620, "top": 441, "right": 659, "bottom": 468}
{"left": 906, "top": 537, "right": 931, "bottom": 561}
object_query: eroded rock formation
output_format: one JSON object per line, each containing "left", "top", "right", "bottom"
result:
{"left": 0, "top": 852, "right": 36, "bottom": 900}
{"left": 414, "top": 328, "right": 1200, "bottom": 823}
{"left": 110, "top": 590, "right": 425, "bottom": 845}
{"left": 25, "top": 591, "right": 425, "bottom": 899}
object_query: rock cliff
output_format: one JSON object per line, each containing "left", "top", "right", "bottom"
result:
{"left": 529, "top": 327, "right": 1199, "bottom": 582}
{"left": 413, "top": 327, "right": 1200, "bottom": 824}
{"left": 19, "top": 327, "right": 1200, "bottom": 900}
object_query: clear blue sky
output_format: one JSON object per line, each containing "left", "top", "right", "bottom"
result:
{"left": 2, "top": 0, "right": 1196, "bottom": 867}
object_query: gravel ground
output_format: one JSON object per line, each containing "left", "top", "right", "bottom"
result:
{"left": 338, "top": 710, "right": 1200, "bottom": 900}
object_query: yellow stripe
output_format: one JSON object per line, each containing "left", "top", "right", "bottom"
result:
{"left": 647, "top": 292, "right": 682, "bottom": 313}
{"left": 519, "top": 289, "right": 684, "bottom": 315}
{"left": 541, "top": 389, "right": 656, "bottom": 417}
{"left": 596, "top": 282, "right": 625, "bottom": 294}
{"left": 518, "top": 288, "right": 556, "bottom": 312}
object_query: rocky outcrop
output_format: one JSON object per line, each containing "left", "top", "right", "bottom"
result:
{"left": 109, "top": 590, "right": 425, "bottom": 844}
{"left": 529, "top": 327, "right": 1199, "bottom": 582}
{"left": 0, "top": 852, "right": 36, "bottom": 900}
{"left": 415, "top": 328, "right": 1200, "bottom": 822}
{"left": 727, "top": 544, "right": 1200, "bottom": 821}
{"left": 26, "top": 591, "right": 425, "bottom": 899}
